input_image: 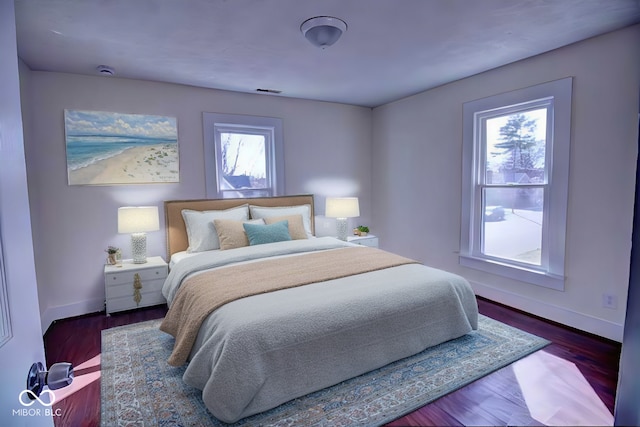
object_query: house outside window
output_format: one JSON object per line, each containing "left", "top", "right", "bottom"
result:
{"left": 203, "top": 113, "right": 283, "bottom": 198}
{"left": 460, "top": 78, "right": 572, "bottom": 290}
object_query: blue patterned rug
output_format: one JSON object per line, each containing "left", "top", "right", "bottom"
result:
{"left": 101, "top": 315, "right": 549, "bottom": 426}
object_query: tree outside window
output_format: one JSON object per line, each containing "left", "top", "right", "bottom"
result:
{"left": 202, "top": 113, "right": 283, "bottom": 199}
{"left": 482, "top": 109, "right": 547, "bottom": 266}
{"left": 220, "top": 132, "right": 267, "bottom": 194}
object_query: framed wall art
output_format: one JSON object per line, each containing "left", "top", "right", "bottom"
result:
{"left": 64, "top": 110, "right": 179, "bottom": 185}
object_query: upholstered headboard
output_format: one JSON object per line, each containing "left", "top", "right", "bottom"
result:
{"left": 164, "top": 194, "right": 315, "bottom": 260}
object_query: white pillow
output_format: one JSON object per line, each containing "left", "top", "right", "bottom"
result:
{"left": 182, "top": 205, "right": 249, "bottom": 252}
{"left": 249, "top": 204, "right": 313, "bottom": 237}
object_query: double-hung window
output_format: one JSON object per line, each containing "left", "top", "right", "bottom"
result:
{"left": 203, "top": 113, "right": 283, "bottom": 198}
{"left": 460, "top": 78, "right": 572, "bottom": 290}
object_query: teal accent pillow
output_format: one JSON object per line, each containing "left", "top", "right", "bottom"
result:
{"left": 243, "top": 220, "right": 292, "bottom": 246}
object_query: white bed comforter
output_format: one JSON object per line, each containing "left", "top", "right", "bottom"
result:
{"left": 162, "top": 237, "right": 478, "bottom": 423}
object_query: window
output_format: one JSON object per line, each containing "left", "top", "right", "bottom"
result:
{"left": 203, "top": 113, "right": 283, "bottom": 198}
{"left": 460, "top": 78, "right": 572, "bottom": 290}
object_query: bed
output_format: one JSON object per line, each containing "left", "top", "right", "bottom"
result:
{"left": 160, "top": 195, "right": 478, "bottom": 423}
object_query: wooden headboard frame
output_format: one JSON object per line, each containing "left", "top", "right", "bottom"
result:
{"left": 164, "top": 194, "right": 315, "bottom": 260}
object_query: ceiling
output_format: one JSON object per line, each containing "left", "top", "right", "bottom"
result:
{"left": 14, "top": 0, "right": 640, "bottom": 108}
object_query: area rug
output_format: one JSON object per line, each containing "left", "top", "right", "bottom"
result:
{"left": 101, "top": 315, "right": 549, "bottom": 426}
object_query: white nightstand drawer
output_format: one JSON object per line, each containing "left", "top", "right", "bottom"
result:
{"left": 347, "top": 235, "right": 379, "bottom": 248}
{"left": 105, "top": 277, "right": 165, "bottom": 299}
{"left": 106, "top": 291, "right": 166, "bottom": 314}
{"left": 106, "top": 265, "right": 167, "bottom": 286}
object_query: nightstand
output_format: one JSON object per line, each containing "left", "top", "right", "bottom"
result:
{"left": 104, "top": 256, "right": 168, "bottom": 315}
{"left": 347, "top": 234, "right": 379, "bottom": 248}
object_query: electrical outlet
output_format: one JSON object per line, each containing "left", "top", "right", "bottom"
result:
{"left": 602, "top": 293, "right": 618, "bottom": 309}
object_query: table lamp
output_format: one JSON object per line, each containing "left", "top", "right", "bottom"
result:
{"left": 117, "top": 206, "right": 160, "bottom": 264}
{"left": 326, "top": 197, "right": 360, "bottom": 241}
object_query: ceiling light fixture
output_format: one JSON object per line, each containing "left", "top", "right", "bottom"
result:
{"left": 96, "top": 65, "right": 115, "bottom": 76}
{"left": 300, "top": 16, "right": 347, "bottom": 49}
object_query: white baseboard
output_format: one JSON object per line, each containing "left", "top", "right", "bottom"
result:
{"left": 471, "top": 280, "right": 624, "bottom": 342}
{"left": 40, "top": 297, "right": 105, "bottom": 335}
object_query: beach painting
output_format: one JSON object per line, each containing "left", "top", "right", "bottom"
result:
{"left": 64, "top": 110, "right": 179, "bottom": 185}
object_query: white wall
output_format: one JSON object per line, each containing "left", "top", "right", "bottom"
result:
{"left": 372, "top": 25, "right": 640, "bottom": 341}
{"left": 20, "top": 72, "right": 372, "bottom": 332}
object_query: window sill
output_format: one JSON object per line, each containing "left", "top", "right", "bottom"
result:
{"left": 459, "top": 254, "right": 564, "bottom": 291}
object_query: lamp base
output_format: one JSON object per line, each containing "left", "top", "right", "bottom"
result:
{"left": 336, "top": 218, "right": 348, "bottom": 241}
{"left": 131, "top": 232, "right": 147, "bottom": 264}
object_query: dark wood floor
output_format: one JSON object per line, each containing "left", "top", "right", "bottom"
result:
{"left": 44, "top": 297, "right": 620, "bottom": 426}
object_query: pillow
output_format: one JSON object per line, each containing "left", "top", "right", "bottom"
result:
{"left": 263, "top": 214, "right": 308, "bottom": 240}
{"left": 182, "top": 205, "right": 249, "bottom": 252}
{"left": 249, "top": 204, "right": 313, "bottom": 237}
{"left": 213, "top": 218, "right": 264, "bottom": 250}
{"left": 243, "top": 220, "right": 292, "bottom": 246}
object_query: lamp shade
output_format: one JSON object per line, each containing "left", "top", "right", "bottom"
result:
{"left": 325, "top": 197, "right": 360, "bottom": 218}
{"left": 117, "top": 206, "right": 160, "bottom": 233}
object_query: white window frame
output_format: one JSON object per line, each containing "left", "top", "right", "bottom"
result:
{"left": 460, "top": 78, "right": 572, "bottom": 290}
{"left": 203, "top": 113, "right": 284, "bottom": 198}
